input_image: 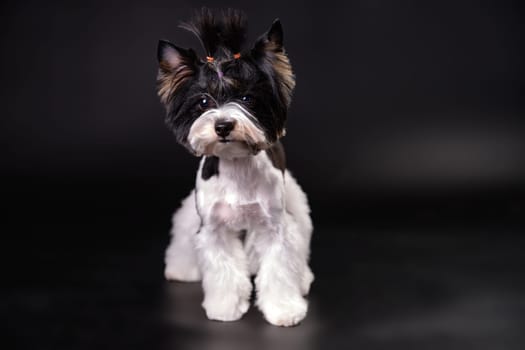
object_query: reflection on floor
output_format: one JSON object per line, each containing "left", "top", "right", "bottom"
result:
{"left": 4, "top": 204, "right": 525, "bottom": 350}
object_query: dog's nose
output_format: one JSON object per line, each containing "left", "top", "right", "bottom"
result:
{"left": 215, "top": 121, "right": 235, "bottom": 138}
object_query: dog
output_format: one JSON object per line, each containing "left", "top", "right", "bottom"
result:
{"left": 156, "top": 9, "right": 313, "bottom": 327}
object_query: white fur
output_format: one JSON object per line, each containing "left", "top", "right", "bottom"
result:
{"left": 165, "top": 153, "right": 313, "bottom": 326}
{"left": 165, "top": 103, "right": 313, "bottom": 326}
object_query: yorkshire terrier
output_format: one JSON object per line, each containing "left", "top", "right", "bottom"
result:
{"left": 156, "top": 9, "right": 313, "bottom": 327}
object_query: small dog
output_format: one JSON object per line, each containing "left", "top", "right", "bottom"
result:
{"left": 156, "top": 9, "right": 313, "bottom": 327}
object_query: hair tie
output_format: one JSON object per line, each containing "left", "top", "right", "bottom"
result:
{"left": 233, "top": 53, "right": 241, "bottom": 59}
{"left": 206, "top": 56, "right": 214, "bottom": 63}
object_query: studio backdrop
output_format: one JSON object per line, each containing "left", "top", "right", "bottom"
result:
{"left": 2, "top": 0, "right": 524, "bottom": 219}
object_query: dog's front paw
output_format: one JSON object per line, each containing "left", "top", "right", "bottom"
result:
{"left": 202, "top": 292, "right": 250, "bottom": 322}
{"left": 259, "top": 295, "right": 308, "bottom": 327}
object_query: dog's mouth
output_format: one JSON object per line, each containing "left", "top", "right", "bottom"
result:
{"left": 209, "top": 138, "right": 265, "bottom": 157}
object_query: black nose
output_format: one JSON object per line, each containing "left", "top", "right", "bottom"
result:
{"left": 215, "top": 121, "right": 235, "bottom": 138}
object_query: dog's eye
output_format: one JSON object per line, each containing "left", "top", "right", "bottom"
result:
{"left": 241, "top": 95, "right": 252, "bottom": 103}
{"left": 199, "top": 97, "right": 209, "bottom": 108}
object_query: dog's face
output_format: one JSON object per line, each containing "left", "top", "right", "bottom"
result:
{"left": 157, "top": 12, "right": 295, "bottom": 158}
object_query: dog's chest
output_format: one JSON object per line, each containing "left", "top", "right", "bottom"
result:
{"left": 208, "top": 200, "right": 267, "bottom": 231}
{"left": 196, "top": 154, "right": 284, "bottom": 231}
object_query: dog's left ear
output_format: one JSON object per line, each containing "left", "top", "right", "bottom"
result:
{"left": 157, "top": 40, "right": 199, "bottom": 105}
{"left": 252, "top": 19, "right": 295, "bottom": 107}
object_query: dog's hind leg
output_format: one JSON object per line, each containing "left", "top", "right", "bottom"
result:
{"left": 164, "top": 190, "right": 202, "bottom": 282}
{"left": 284, "top": 171, "right": 314, "bottom": 296}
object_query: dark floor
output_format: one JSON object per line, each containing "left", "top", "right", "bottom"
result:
{"left": 3, "top": 181, "right": 525, "bottom": 350}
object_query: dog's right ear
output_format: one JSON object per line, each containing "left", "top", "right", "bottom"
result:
{"left": 157, "top": 40, "right": 199, "bottom": 104}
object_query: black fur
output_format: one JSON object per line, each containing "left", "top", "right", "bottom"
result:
{"left": 265, "top": 141, "right": 286, "bottom": 173}
{"left": 179, "top": 8, "right": 221, "bottom": 57}
{"left": 157, "top": 9, "right": 294, "bottom": 156}
{"left": 180, "top": 8, "right": 247, "bottom": 58}
{"left": 220, "top": 9, "right": 247, "bottom": 54}
{"left": 201, "top": 156, "right": 219, "bottom": 180}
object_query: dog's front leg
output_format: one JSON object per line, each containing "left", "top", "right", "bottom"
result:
{"left": 255, "top": 217, "right": 309, "bottom": 327}
{"left": 194, "top": 225, "right": 252, "bottom": 322}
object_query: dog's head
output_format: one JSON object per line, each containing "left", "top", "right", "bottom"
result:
{"left": 156, "top": 9, "right": 295, "bottom": 158}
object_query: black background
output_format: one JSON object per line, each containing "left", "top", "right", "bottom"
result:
{"left": 2, "top": 1, "right": 524, "bottom": 349}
